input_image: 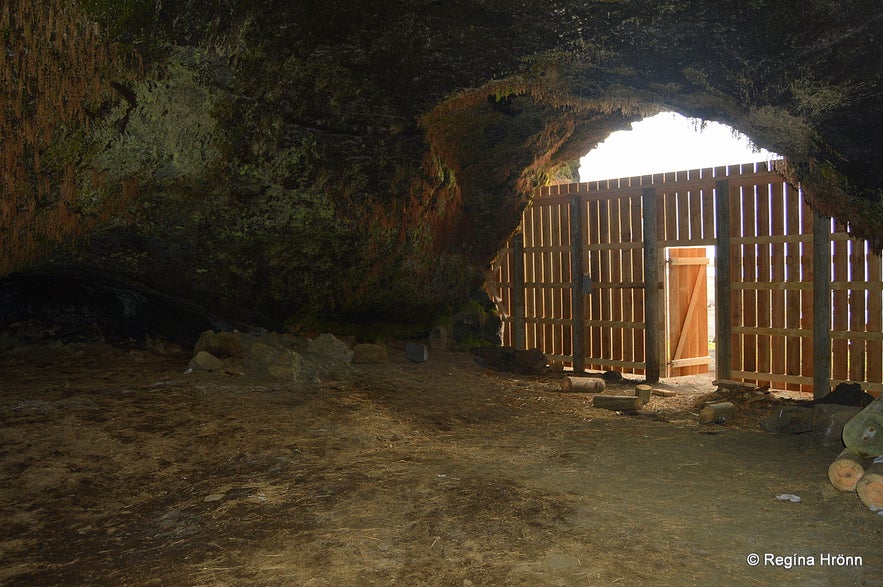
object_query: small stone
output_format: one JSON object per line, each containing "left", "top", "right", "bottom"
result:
{"left": 352, "top": 343, "right": 389, "bottom": 364}
{"left": 188, "top": 350, "right": 225, "bottom": 371}
{"left": 405, "top": 342, "right": 429, "bottom": 363}
{"left": 204, "top": 493, "right": 225, "bottom": 502}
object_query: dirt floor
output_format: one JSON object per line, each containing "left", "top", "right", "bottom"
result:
{"left": 0, "top": 342, "right": 881, "bottom": 586}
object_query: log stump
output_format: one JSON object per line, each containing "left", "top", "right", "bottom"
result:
{"left": 634, "top": 384, "right": 652, "bottom": 406}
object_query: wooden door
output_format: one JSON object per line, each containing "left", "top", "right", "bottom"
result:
{"left": 666, "top": 248, "right": 710, "bottom": 376}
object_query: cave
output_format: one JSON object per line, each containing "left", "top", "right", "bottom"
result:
{"left": 1, "top": 0, "right": 880, "bottom": 340}
{"left": 1, "top": 1, "right": 882, "bottom": 584}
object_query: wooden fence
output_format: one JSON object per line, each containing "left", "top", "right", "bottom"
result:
{"left": 492, "top": 161, "right": 883, "bottom": 396}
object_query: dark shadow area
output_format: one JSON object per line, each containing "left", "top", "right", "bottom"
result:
{"left": 0, "top": 272, "right": 232, "bottom": 350}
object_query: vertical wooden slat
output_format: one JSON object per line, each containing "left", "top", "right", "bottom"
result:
{"left": 610, "top": 197, "right": 623, "bottom": 367}
{"left": 632, "top": 193, "right": 646, "bottom": 373}
{"left": 570, "top": 195, "right": 585, "bottom": 373}
{"left": 599, "top": 199, "right": 611, "bottom": 365}
{"left": 512, "top": 233, "right": 525, "bottom": 351}
{"left": 643, "top": 187, "right": 660, "bottom": 382}
{"left": 702, "top": 187, "right": 715, "bottom": 241}
{"left": 832, "top": 222, "right": 849, "bottom": 381}
{"left": 849, "top": 238, "right": 867, "bottom": 382}
{"left": 539, "top": 204, "right": 557, "bottom": 352}
{"left": 769, "top": 182, "right": 786, "bottom": 384}
{"left": 665, "top": 190, "right": 678, "bottom": 243}
{"left": 867, "top": 250, "right": 882, "bottom": 385}
{"left": 620, "top": 195, "right": 634, "bottom": 372}
{"left": 729, "top": 180, "right": 744, "bottom": 381}
{"left": 813, "top": 211, "right": 831, "bottom": 398}
{"left": 715, "top": 179, "right": 731, "bottom": 381}
{"left": 800, "top": 195, "right": 814, "bottom": 393}
{"left": 677, "top": 191, "right": 690, "bottom": 242}
{"left": 755, "top": 181, "right": 771, "bottom": 380}
{"left": 524, "top": 206, "right": 537, "bottom": 351}
{"left": 741, "top": 183, "right": 757, "bottom": 383}
{"left": 784, "top": 183, "right": 802, "bottom": 390}
{"left": 588, "top": 200, "right": 602, "bottom": 369}
{"left": 689, "top": 189, "right": 702, "bottom": 241}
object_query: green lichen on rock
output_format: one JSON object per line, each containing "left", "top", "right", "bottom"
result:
{"left": 92, "top": 48, "right": 226, "bottom": 186}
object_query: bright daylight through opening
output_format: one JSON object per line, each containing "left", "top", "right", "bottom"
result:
{"left": 578, "top": 112, "right": 781, "bottom": 182}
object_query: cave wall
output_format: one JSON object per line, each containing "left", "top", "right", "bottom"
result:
{"left": 1, "top": 0, "right": 880, "bottom": 332}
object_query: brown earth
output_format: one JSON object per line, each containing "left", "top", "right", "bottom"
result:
{"left": 0, "top": 343, "right": 881, "bottom": 586}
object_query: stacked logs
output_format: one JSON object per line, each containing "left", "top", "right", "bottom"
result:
{"left": 828, "top": 394, "right": 883, "bottom": 511}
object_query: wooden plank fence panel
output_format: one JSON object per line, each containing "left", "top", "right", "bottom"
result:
{"left": 495, "top": 161, "right": 880, "bottom": 395}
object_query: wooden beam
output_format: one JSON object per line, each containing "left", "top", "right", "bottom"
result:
{"left": 570, "top": 196, "right": 585, "bottom": 373}
{"left": 715, "top": 179, "right": 732, "bottom": 381}
{"left": 813, "top": 210, "right": 832, "bottom": 399}
{"left": 512, "top": 232, "right": 526, "bottom": 351}
{"left": 642, "top": 187, "right": 660, "bottom": 382}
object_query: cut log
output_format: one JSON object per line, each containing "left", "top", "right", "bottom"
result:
{"left": 561, "top": 376, "right": 606, "bottom": 393}
{"left": 812, "top": 404, "right": 862, "bottom": 446}
{"left": 713, "top": 379, "right": 770, "bottom": 393}
{"left": 842, "top": 394, "right": 883, "bottom": 458}
{"left": 592, "top": 395, "right": 642, "bottom": 412}
{"left": 651, "top": 389, "right": 677, "bottom": 397}
{"left": 699, "top": 402, "right": 735, "bottom": 424}
{"left": 634, "top": 384, "right": 652, "bottom": 406}
{"left": 760, "top": 406, "right": 814, "bottom": 434}
{"left": 827, "top": 448, "right": 872, "bottom": 492}
{"left": 855, "top": 461, "right": 883, "bottom": 509}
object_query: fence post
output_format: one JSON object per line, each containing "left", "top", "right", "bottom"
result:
{"left": 570, "top": 196, "right": 585, "bottom": 373}
{"left": 715, "top": 179, "right": 731, "bottom": 381}
{"left": 512, "top": 232, "right": 526, "bottom": 351}
{"left": 642, "top": 187, "right": 660, "bottom": 382}
{"left": 813, "top": 210, "right": 831, "bottom": 399}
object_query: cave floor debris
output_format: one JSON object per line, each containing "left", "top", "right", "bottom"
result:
{"left": 1, "top": 343, "right": 880, "bottom": 585}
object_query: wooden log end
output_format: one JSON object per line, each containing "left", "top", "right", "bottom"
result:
{"left": 635, "top": 384, "right": 652, "bottom": 406}
{"left": 856, "top": 461, "right": 883, "bottom": 509}
{"left": 699, "top": 402, "right": 735, "bottom": 424}
{"left": 827, "top": 448, "right": 871, "bottom": 492}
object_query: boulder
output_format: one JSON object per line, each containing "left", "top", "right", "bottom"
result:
{"left": 352, "top": 343, "right": 389, "bottom": 364}
{"left": 306, "top": 333, "right": 353, "bottom": 363}
{"left": 760, "top": 406, "right": 814, "bottom": 434}
{"left": 194, "top": 330, "right": 251, "bottom": 359}
{"left": 189, "top": 350, "right": 225, "bottom": 371}
{"left": 265, "top": 349, "right": 304, "bottom": 381}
